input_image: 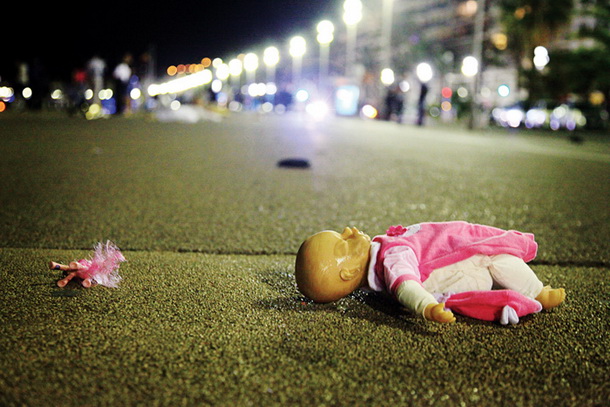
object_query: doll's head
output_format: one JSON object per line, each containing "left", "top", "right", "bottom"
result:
{"left": 295, "top": 227, "right": 372, "bottom": 302}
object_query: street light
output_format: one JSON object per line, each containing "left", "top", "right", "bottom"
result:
{"left": 533, "top": 46, "right": 550, "bottom": 70}
{"left": 316, "top": 20, "right": 334, "bottom": 88}
{"left": 289, "top": 36, "right": 306, "bottom": 85}
{"left": 263, "top": 46, "right": 280, "bottom": 84}
{"left": 380, "top": 68, "right": 395, "bottom": 86}
{"left": 343, "top": 0, "right": 362, "bottom": 78}
{"left": 416, "top": 62, "right": 433, "bottom": 83}
{"left": 415, "top": 62, "right": 433, "bottom": 126}
{"left": 461, "top": 56, "right": 479, "bottom": 77}
{"left": 380, "top": 0, "right": 394, "bottom": 82}
{"left": 228, "top": 58, "right": 243, "bottom": 88}
{"left": 215, "top": 62, "right": 230, "bottom": 81}
{"left": 243, "top": 52, "right": 259, "bottom": 84}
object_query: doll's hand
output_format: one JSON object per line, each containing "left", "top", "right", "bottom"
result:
{"left": 424, "top": 303, "right": 456, "bottom": 323}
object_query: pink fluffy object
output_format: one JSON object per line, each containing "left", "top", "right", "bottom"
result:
{"left": 75, "top": 241, "right": 126, "bottom": 287}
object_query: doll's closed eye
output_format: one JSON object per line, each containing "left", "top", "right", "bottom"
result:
{"left": 334, "top": 240, "right": 348, "bottom": 258}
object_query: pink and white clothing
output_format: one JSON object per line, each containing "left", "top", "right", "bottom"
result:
{"left": 366, "top": 222, "right": 544, "bottom": 324}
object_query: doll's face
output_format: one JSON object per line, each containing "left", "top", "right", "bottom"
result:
{"left": 295, "top": 227, "right": 371, "bottom": 302}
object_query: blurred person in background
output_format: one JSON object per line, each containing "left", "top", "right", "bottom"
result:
{"left": 113, "top": 53, "right": 133, "bottom": 115}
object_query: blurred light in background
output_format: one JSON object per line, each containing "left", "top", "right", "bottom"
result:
{"left": 497, "top": 84, "right": 510, "bottom": 97}
{"left": 99, "top": 89, "right": 113, "bottom": 100}
{"left": 130, "top": 88, "right": 141, "bottom": 100}
{"left": 51, "top": 89, "right": 63, "bottom": 100}
{"left": 148, "top": 69, "right": 213, "bottom": 96}
{"left": 22, "top": 87, "right": 32, "bottom": 100}
{"left": 343, "top": 0, "right": 363, "bottom": 25}
{"left": 211, "top": 79, "right": 223, "bottom": 93}
{"left": 295, "top": 89, "right": 309, "bottom": 102}
{"left": 360, "top": 104, "right": 378, "bottom": 119}
{"left": 416, "top": 63, "right": 433, "bottom": 83}
{"left": 289, "top": 36, "right": 307, "bottom": 58}
{"left": 243, "top": 53, "right": 259, "bottom": 83}
{"left": 0, "top": 86, "right": 14, "bottom": 102}
{"left": 215, "top": 63, "right": 230, "bottom": 81}
{"left": 457, "top": 0, "right": 477, "bottom": 17}
{"left": 533, "top": 46, "right": 550, "bottom": 70}
{"left": 461, "top": 56, "right": 478, "bottom": 77}
{"left": 380, "top": 68, "right": 395, "bottom": 85}
{"left": 263, "top": 46, "right": 280, "bottom": 67}
{"left": 399, "top": 80, "right": 410, "bottom": 93}
{"left": 305, "top": 100, "right": 330, "bottom": 121}
{"left": 229, "top": 58, "right": 243, "bottom": 77}
{"left": 266, "top": 82, "right": 277, "bottom": 95}
{"left": 589, "top": 90, "right": 605, "bottom": 106}
{"left": 316, "top": 20, "right": 335, "bottom": 44}
{"left": 335, "top": 85, "right": 359, "bottom": 116}
{"left": 491, "top": 33, "right": 508, "bottom": 50}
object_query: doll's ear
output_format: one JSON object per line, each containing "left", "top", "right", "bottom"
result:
{"left": 340, "top": 268, "right": 358, "bottom": 281}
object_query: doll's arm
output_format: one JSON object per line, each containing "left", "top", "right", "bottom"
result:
{"left": 384, "top": 247, "right": 455, "bottom": 323}
{"left": 395, "top": 280, "right": 454, "bottom": 323}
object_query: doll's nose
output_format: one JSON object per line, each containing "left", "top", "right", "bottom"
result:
{"left": 341, "top": 227, "right": 353, "bottom": 239}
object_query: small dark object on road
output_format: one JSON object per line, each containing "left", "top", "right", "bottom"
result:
{"left": 277, "top": 158, "right": 310, "bottom": 169}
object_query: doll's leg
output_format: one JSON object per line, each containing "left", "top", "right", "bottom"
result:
{"left": 424, "top": 255, "right": 493, "bottom": 294}
{"left": 488, "top": 255, "right": 543, "bottom": 298}
{"left": 488, "top": 255, "right": 565, "bottom": 309}
{"left": 49, "top": 261, "right": 71, "bottom": 271}
{"left": 57, "top": 271, "right": 78, "bottom": 287}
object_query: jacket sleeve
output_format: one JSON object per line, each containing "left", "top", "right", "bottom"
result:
{"left": 383, "top": 246, "right": 438, "bottom": 316}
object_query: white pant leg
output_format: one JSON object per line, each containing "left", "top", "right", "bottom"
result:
{"left": 424, "top": 255, "right": 494, "bottom": 294}
{"left": 488, "top": 254, "right": 544, "bottom": 299}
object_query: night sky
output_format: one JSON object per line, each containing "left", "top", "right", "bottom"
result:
{"left": 2, "top": 0, "right": 336, "bottom": 82}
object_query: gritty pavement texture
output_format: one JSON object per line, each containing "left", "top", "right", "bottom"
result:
{"left": 1, "top": 111, "right": 609, "bottom": 406}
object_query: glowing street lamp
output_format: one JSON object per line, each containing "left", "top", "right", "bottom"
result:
{"left": 533, "top": 46, "right": 550, "bottom": 70}
{"left": 343, "top": 0, "right": 362, "bottom": 78}
{"left": 289, "top": 36, "right": 306, "bottom": 85}
{"left": 317, "top": 20, "right": 334, "bottom": 88}
{"left": 380, "top": 0, "right": 394, "bottom": 84}
{"left": 461, "top": 56, "right": 479, "bottom": 77}
{"left": 263, "top": 46, "right": 280, "bottom": 84}
{"left": 415, "top": 62, "right": 433, "bottom": 126}
{"left": 228, "top": 58, "right": 243, "bottom": 88}
{"left": 243, "top": 53, "right": 259, "bottom": 84}
{"left": 380, "top": 68, "right": 395, "bottom": 86}
{"left": 416, "top": 62, "right": 433, "bottom": 83}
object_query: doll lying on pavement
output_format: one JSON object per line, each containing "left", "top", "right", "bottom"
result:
{"left": 295, "top": 222, "right": 565, "bottom": 324}
{"left": 49, "top": 241, "right": 125, "bottom": 288}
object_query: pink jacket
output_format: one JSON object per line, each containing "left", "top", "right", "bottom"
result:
{"left": 369, "top": 222, "right": 538, "bottom": 295}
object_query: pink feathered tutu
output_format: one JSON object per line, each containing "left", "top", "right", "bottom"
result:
{"left": 75, "top": 241, "right": 126, "bottom": 287}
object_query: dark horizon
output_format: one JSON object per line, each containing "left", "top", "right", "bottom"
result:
{"left": 1, "top": 0, "right": 334, "bottom": 83}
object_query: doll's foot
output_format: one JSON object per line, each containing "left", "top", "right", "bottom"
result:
{"left": 535, "top": 286, "right": 566, "bottom": 310}
{"left": 57, "top": 271, "right": 77, "bottom": 288}
{"left": 81, "top": 278, "right": 92, "bottom": 288}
